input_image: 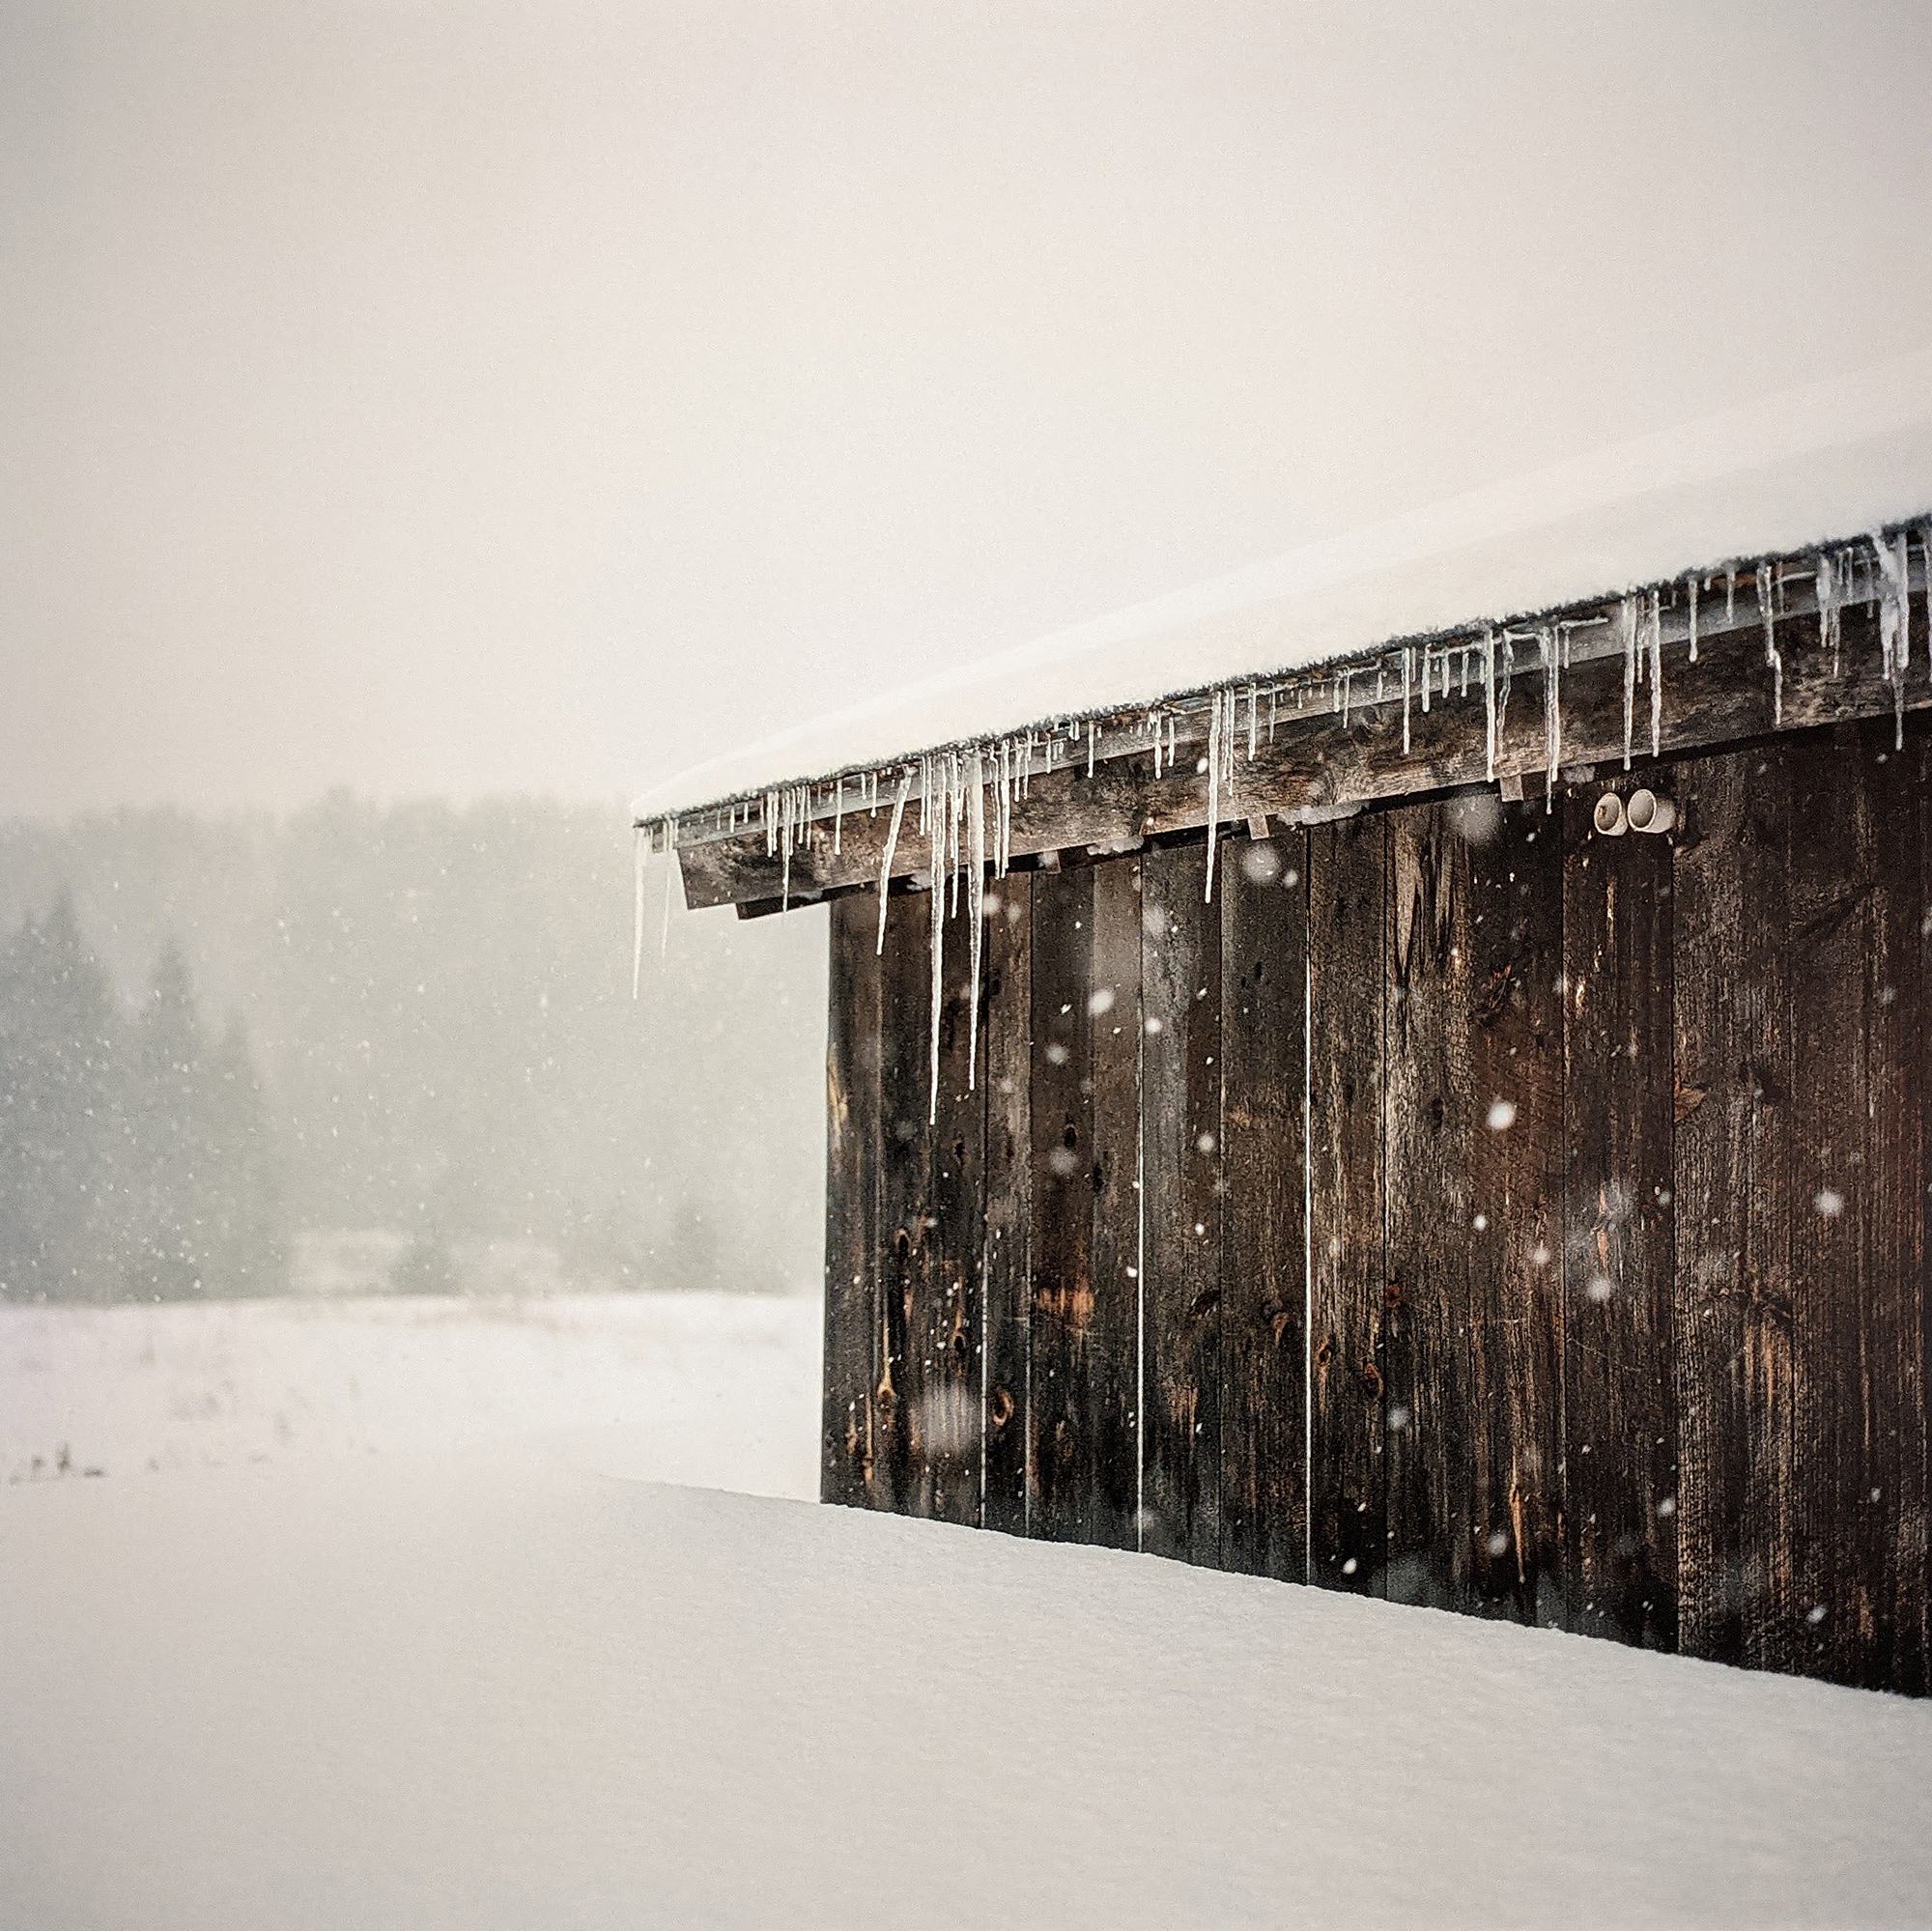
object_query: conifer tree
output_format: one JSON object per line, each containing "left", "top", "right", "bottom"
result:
{"left": 0, "top": 896, "right": 119, "bottom": 1301}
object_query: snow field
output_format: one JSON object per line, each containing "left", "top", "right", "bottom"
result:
{"left": 0, "top": 1292, "right": 821, "bottom": 1498}
{"left": 4, "top": 1460, "right": 1932, "bottom": 1928}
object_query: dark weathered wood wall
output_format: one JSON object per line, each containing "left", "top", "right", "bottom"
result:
{"left": 823, "top": 716, "right": 1931, "bottom": 1693}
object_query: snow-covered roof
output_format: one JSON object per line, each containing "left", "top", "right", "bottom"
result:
{"left": 11, "top": 1454, "right": 1932, "bottom": 1926}
{"left": 635, "top": 347, "right": 1932, "bottom": 822}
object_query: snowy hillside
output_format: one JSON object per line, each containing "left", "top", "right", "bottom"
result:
{"left": 5, "top": 1459, "right": 1931, "bottom": 1929}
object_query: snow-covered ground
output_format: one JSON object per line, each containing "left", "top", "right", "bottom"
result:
{"left": 0, "top": 1292, "right": 821, "bottom": 1499}
{"left": 4, "top": 1455, "right": 1931, "bottom": 1930}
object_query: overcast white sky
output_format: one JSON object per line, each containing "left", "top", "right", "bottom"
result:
{"left": 4, "top": 0, "right": 1930, "bottom": 817}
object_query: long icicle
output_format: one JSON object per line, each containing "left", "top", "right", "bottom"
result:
{"left": 1873, "top": 527, "right": 1910, "bottom": 749}
{"left": 660, "top": 816, "right": 677, "bottom": 957}
{"left": 1758, "top": 560, "right": 1782, "bottom": 728}
{"left": 1647, "top": 589, "right": 1663, "bottom": 758}
{"left": 1402, "top": 646, "right": 1412, "bottom": 754}
{"left": 1482, "top": 630, "right": 1496, "bottom": 779}
{"left": 1620, "top": 595, "right": 1638, "bottom": 768}
{"left": 780, "top": 785, "right": 793, "bottom": 914}
{"left": 968, "top": 747, "right": 985, "bottom": 1092}
{"left": 928, "top": 760, "right": 946, "bottom": 1125}
{"left": 1540, "top": 626, "right": 1559, "bottom": 804}
{"left": 1687, "top": 575, "right": 1699, "bottom": 662}
{"left": 1817, "top": 550, "right": 1841, "bottom": 677}
{"left": 1206, "top": 687, "right": 1223, "bottom": 902}
{"left": 631, "top": 825, "right": 645, "bottom": 1000}
{"left": 877, "top": 767, "right": 911, "bottom": 954}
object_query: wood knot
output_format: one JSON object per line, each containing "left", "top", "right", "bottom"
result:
{"left": 987, "top": 1385, "right": 1015, "bottom": 1430}
{"left": 1359, "top": 1361, "right": 1384, "bottom": 1398}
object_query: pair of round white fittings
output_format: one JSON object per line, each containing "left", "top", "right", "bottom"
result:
{"left": 1593, "top": 788, "right": 1675, "bottom": 837}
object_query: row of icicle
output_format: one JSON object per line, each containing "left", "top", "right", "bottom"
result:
{"left": 638, "top": 527, "right": 1932, "bottom": 1122}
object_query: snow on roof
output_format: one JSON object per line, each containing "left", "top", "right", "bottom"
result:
{"left": 8, "top": 1455, "right": 1932, "bottom": 1927}
{"left": 635, "top": 347, "right": 1932, "bottom": 821}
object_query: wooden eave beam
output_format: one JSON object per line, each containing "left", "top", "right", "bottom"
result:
{"left": 674, "top": 581, "right": 1924, "bottom": 915}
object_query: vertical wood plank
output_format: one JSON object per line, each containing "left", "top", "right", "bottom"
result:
{"left": 1382, "top": 800, "right": 1475, "bottom": 1610}
{"left": 1562, "top": 779, "right": 1678, "bottom": 1650}
{"left": 1088, "top": 854, "right": 1146, "bottom": 1548}
{"left": 1029, "top": 863, "right": 1094, "bottom": 1541}
{"left": 981, "top": 875, "right": 1032, "bottom": 1536}
{"left": 921, "top": 889, "right": 985, "bottom": 1525}
{"left": 874, "top": 887, "right": 929, "bottom": 1516}
{"left": 1027, "top": 855, "right": 1142, "bottom": 1549}
{"left": 1788, "top": 720, "right": 1928, "bottom": 1690}
{"left": 1382, "top": 796, "right": 1563, "bottom": 1621}
{"left": 1219, "top": 830, "right": 1309, "bottom": 1580}
{"left": 1672, "top": 747, "right": 1796, "bottom": 1667}
{"left": 1139, "top": 838, "right": 1222, "bottom": 1565}
{"left": 1862, "top": 721, "right": 1928, "bottom": 1692}
{"left": 1463, "top": 799, "right": 1566, "bottom": 1625}
{"left": 822, "top": 892, "right": 880, "bottom": 1507}
{"left": 1307, "top": 812, "right": 1388, "bottom": 1594}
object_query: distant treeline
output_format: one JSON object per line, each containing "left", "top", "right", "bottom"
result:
{"left": 0, "top": 797, "right": 825, "bottom": 1303}
{"left": 1, "top": 901, "right": 279, "bottom": 1300}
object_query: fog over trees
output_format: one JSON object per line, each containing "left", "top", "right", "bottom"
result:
{"left": 0, "top": 797, "right": 824, "bottom": 1302}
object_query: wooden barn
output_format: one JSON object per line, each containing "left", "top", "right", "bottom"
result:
{"left": 637, "top": 471, "right": 1932, "bottom": 1695}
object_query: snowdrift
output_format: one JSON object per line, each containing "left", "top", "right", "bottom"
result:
{"left": 5, "top": 1457, "right": 1930, "bottom": 1928}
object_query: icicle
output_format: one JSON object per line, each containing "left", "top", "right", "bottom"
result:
{"left": 1540, "top": 627, "right": 1560, "bottom": 804}
{"left": 1758, "top": 560, "right": 1782, "bottom": 727}
{"left": 1006, "top": 737, "right": 1016, "bottom": 875}
{"left": 876, "top": 768, "right": 911, "bottom": 955}
{"left": 1205, "top": 688, "right": 1223, "bottom": 903}
{"left": 631, "top": 826, "right": 645, "bottom": 1000}
{"left": 1483, "top": 629, "right": 1497, "bottom": 780}
{"left": 1268, "top": 688, "right": 1278, "bottom": 742}
{"left": 1724, "top": 567, "right": 1737, "bottom": 628}
{"left": 834, "top": 777, "right": 843, "bottom": 856}
{"left": 967, "top": 747, "right": 984, "bottom": 1092}
{"left": 660, "top": 817, "right": 677, "bottom": 957}
{"left": 1402, "top": 646, "right": 1412, "bottom": 754}
{"left": 1687, "top": 575, "right": 1699, "bottom": 663}
{"left": 1619, "top": 595, "right": 1638, "bottom": 769}
{"left": 1340, "top": 668, "right": 1352, "bottom": 729}
{"left": 928, "top": 777, "right": 944, "bottom": 1126}
{"left": 1247, "top": 683, "right": 1259, "bottom": 761}
{"left": 780, "top": 785, "right": 794, "bottom": 914}
{"left": 1921, "top": 526, "right": 1932, "bottom": 663}
{"left": 1420, "top": 644, "right": 1432, "bottom": 715}
{"left": 1087, "top": 720, "right": 1096, "bottom": 778}
{"left": 1816, "top": 551, "right": 1841, "bottom": 677}
{"left": 951, "top": 753, "right": 965, "bottom": 918}
{"left": 1497, "top": 634, "right": 1515, "bottom": 744}
{"left": 1873, "top": 528, "right": 1910, "bottom": 750}
{"left": 1647, "top": 590, "right": 1663, "bottom": 758}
